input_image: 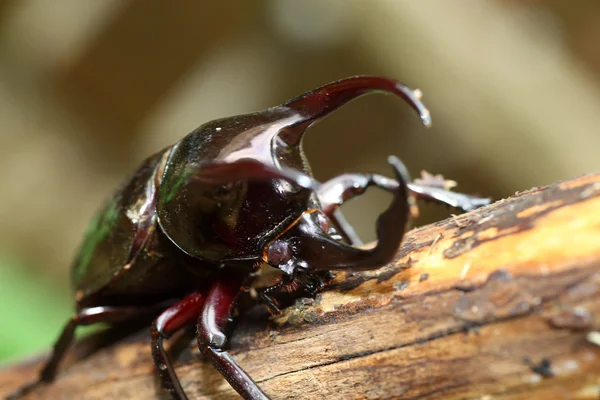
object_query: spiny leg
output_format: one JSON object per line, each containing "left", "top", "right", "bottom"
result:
{"left": 258, "top": 272, "right": 294, "bottom": 314}
{"left": 317, "top": 171, "right": 490, "bottom": 218}
{"left": 7, "top": 305, "right": 162, "bottom": 400}
{"left": 316, "top": 174, "right": 381, "bottom": 246}
{"left": 197, "top": 269, "right": 270, "bottom": 400}
{"left": 258, "top": 270, "right": 333, "bottom": 315}
{"left": 407, "top": 182, "right": 490, "bottom": 212}
{"left": 151, "top": 291, "right": 206, "bottom": 400}
{"left": 317, "top": 172, "right": 408, "bottom": 246}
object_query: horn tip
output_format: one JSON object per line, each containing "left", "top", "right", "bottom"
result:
{"left": 420, "top": 108, "right": 432, "bottom": 128}
{"left": 386, "top": 155, "right": 411, "bottom": 184}
{"left": 399, "top": 85, "right": 432, "bottom": 128}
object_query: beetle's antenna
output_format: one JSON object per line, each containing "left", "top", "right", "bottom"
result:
{"left": 277, "top": 76, "right": 432, "bottom": 147}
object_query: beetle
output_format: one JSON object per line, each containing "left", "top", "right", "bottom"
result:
{"left": 9, "top": 76, "right": 490, "bottom": 400}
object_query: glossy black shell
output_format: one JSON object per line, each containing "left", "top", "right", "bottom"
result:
{"left": 71, "top": 109, "right": 315, "bottom": 309}
{"left": 156, "top": 110, "right": 315, "bottom": 262}
{"left": 69, "top": 76, "right": 432, "bottom": 309}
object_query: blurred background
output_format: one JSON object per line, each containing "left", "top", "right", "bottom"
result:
{"left": 1, "top": 0, "right": 600, "bottom": 362}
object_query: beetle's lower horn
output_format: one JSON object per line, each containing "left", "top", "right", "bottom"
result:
{"left": 277, "top": 76, "right": 432, "bottom": 147}
{"left": 298, "top": 156, "right": 413, "bottom": 271}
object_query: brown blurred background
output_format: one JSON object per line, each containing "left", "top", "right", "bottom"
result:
{"left": 1, "top": 0, "right": 599, "bottom": 361}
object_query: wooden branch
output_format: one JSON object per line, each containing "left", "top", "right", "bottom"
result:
{"left": 2, "top": 174, "right": 600, "bottom": 400}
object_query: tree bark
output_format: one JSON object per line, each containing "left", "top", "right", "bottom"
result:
{"left": 2, "top": 174, "right": 600, "bottom": 400}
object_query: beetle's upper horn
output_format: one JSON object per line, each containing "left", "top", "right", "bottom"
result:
{"left": 276, "top": 76, "right": 432, "bottom": 146}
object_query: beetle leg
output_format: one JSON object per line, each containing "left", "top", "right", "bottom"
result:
{"left": 258, "top": 270, "right": 334, "bottom": 315}
{"left": 317, "top": 171, "right": 490, "bottom": 220}
{"left": 7, "top": 305, "right": 161, "bottom": 399}
{"left": 258, "top": 272, "right": 294, "bottom": 314}
{"left": 406, "top": 183, "right": 491, "bottom": 212}
{"left": 317, "top": 173, "right": 392, "bottom": 246}
{"left": 198, "top": 269, "right": 270, "bottom": 400}
{"left": 151, "top": 291, "right": 206, "bottom": 400}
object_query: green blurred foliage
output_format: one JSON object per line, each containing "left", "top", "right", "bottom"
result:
{"left": 0, "top": 254, "right": 72, "bottom": 363}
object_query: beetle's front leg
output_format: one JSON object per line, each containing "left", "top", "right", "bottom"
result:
{"left": 407, "top": 182, "right": 490, "bottom": 212}
{"left": 258, "top": 272, "right": 294, "bottom": 314}
{"left": 317, "top": 171, "right": 490, "bottom": 225}
{"left": 198, "top": 268, "right": 270, "bottom": 400}
{"left": 317, "top": 173, "right": 395, "bottom": 246}
{"left": 258, "top": 270, "right": 334, "bottom": 315}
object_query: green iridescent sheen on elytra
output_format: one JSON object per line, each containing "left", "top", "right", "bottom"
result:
{"left": 71, "top": 197, "right": 120, "bottom": 286}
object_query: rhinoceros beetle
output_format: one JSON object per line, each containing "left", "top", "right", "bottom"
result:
{"left": 9, "top": 76, "right": 490, "bottom": 400}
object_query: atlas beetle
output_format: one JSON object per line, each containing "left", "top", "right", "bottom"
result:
{"left": 9, "top": 76, "right": 490, "bottom": 400}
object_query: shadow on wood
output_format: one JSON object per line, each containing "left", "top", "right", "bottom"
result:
{"left": 1, "top": 174, "right": 600, "bottom": 399}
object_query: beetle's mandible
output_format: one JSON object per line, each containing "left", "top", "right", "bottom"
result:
{"left": 8, "top": 76, "right": 490, "bottom": 400}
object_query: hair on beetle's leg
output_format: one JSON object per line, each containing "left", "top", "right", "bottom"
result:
{"left": 151, "top": 291, "right": 207, "bottom": 400}
{"left": 258, "top": 271, "right": 334, "bottom": 315}
{"left": 7, "top": 304, "right": 163, "bottom": 400}
{"left": 198, "top": 268, "right": 271, "bottom": 400}
{"left": 258, "top": 272, "right": 295, "bottom": 314}
{"left": 406, "top": 183, "right": 491, "bottom": 212}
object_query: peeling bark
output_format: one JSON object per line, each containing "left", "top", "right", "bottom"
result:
{"left": 2, "top": 174, "right": 600, "bottom": 400}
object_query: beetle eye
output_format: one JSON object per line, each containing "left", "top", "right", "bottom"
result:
{"left": 266, "top": 240, "right": 292, "bottom": 266}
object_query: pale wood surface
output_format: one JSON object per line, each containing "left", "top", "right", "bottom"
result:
{"left": 1, "top": 174, "right": 600, "bottom": 399}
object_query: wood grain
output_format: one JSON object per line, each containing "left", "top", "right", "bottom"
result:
{"left": 2, "top": 174, "right": 600, "bottom": 399}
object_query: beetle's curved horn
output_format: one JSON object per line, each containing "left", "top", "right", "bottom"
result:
{"left": 277, "top": 76, "right": 431, "bottom": 147}
{"left": 280, "top": 156, "right": 413, "bottom": 271}
{"left": 187, "top": 159, "right": 320, "bottom": 191}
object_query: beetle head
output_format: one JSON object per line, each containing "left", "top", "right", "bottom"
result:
{"left": 157, "top": 76, "right": 429, "bottom": 263}
{"left": 263, "top": 209, "right": 342, "bottom": 274}
{"left": 258, "top": 77, "right": 428, "bottom": 272}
